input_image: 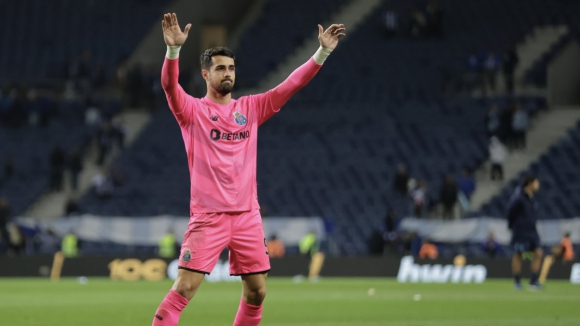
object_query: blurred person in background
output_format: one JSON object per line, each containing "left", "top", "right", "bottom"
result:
{"left": 299, "top": 231, "right": 319, "bottom": 257}
{"left": 485, "top": 104, "right": 500, "bottom": 137}
{"left": 0, "top": 197, "right": 11, "bottom": 254}
{"left": 457, "top": 169, "right": 476, "bottom": 202}
{"left": 552, "top": 232, "right": 574, "bottom": 262}
{"left": 266, "top": 234, "right": 285, "bottom": 258}
{"left": 64, "top": 197, "right": 81, "bottom": 217}
{"left": 411, "top": 180, "right": 428, "bottom": 218}
{"left": 419, "top": 238, "right": 438, "bottom": 259}
{"left": 96, "top": 121, "right": 114, "bottom": 166}
{"left": 392, "top": 163, "right": 409, "bottom": 197}
{"left": 91, "top": 169, "right": 113, "bottom": 200}
{"left": 482, "top": 231, "right": 501, "bottom": 258}
{"left": 483, "top": 51, "right": 500, "bottom": 94}
{"left": 489, "top": 136, "right": 508, "bottom": 181}
{"left": 384, "top": 209, "right": 401, "bottom": 252}
{"left": 439, "top": 174, "right": 458, "bottom": 219}
{"left": 502, "top": 45, "right": 519, "bottom": 94}
{"left": 61, "top": 229, "right": 79, "bottom": 258}
{"left": 508, "top": 175, "right": 543, "bottom": 290}
{"left": 425, "top": 0, "right": 442, "bottom": 36}
{"left": 4, "top": 156, "right": 15, "bottom": 181}
{"left": 152, "top": 13, "right": 345, "bottom": 326}
{"left": 68, "top": 148, "right": 83, "bottom": 191}
{"left": 34, "top": 228, "right": 60, "bottom": 254}
{"left": 511, "top": 104, "right": 528, "bottom": 150}
{"left": 158, "top": 230, "right": 178, "bottom": 259}
{"left": 49, "top": 145, "right": 66, "bottom": 192}
{"left": 367, "top": 229, "right": 385, "bottom": 256}
{"left": 7, "top": 223, "right": 26, "bottom": 256}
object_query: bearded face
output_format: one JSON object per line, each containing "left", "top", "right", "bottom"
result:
{"left": 203, "top": 56, "right": 235, "bottom": 96}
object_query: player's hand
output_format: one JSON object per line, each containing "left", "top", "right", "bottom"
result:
{"left": 162, "top": 13, "right": 191, "bottom": 46}
{"left": 318, "top": 24, "right": 346, "bottom": 50}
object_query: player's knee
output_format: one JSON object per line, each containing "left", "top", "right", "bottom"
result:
{"left": 174, "top": 279, "right": 200, "bottom": 299}
{"left": 244, "top": 287, "right": 267, "bottom": 305}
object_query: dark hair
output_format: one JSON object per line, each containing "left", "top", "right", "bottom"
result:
{"left": 200, "top": 47, "right": 235, "bottom": 70}
{"left": 522, "top": 175, "right": 538, "bottom": 188}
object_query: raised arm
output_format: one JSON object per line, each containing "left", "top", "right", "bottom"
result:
{"left": 161, "top": 13, "right": 193, "bottom": 125}
{"left": 254, "top": 24, "right": 346, "bottom": 124}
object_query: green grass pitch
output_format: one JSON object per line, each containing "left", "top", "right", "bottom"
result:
{"left": 1, "top": 278, "right": 579, "bottom": 325}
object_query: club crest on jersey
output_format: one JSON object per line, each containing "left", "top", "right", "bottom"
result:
{"left": 233, "top": 111, "right": 247, "bottom": 126}
{"left": 182, "top": 249, "right": 191, "bottom": 262}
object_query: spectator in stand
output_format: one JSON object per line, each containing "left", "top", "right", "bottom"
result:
{"left": 64, "top": 197, "right": 81, "bottom": 216}
{"left": 383, "top": 3, "right": 399, "bottom": 37}
{"left": 419, "top": 239, "right": 438, "bottom": 259}
{"left": 512, "top": 104, "right": 529, "bottom": 150}
{"left": 4, "top": 156, "right": 15, "bottom": 180}
{"left": 96, "top": 121, "right": 114, "bottom": 166}
{"left": 502, "top": 45, "right": 519, "bottom": 94}
{"left": 7, "top": 223, "right": 26, "bottom": 256}
{"left": 552, "top": 232, "right": 574, "bottom": 262}
{"left": 368, "top": 229, "right": 385, "bottom": 256}
{"left": 112, "top": 116, "right": 127, "bottom": 149}
{"left": 489, "top": 136, "right": 508, "bottom": 181}
{"left": 109, "top": 164, "right": 127, "bottom": 187}
{"left": 502, "top": 101, "right": 517, "bottom": 147}
{"left": 34, "top": 228, "right": 60, "bottom": 254}
{"left": 84, "top": 99, "right": 101, "bottom": 127}
{"left": 0, "top": 197, "right": 11, "bottom": 254}
{"left": 68, "top": 148, "right": 83, "bottom": 191}
{"left": 411, "top": 180, "right": 428, "bottom": 217}
{"left": 92, "top": 169, "right": 113, "bottom": 200}
{"left": 393, "top": 163, "right": 409, "bottom": 197}
{"left": 483, "top": 51, "right": 500, "bottom": 94}
{"left": 410, "top": 10, "right": 427, "bottom": 38}
{"left": 384, "top": 209, "right": 401, "bottom": 252}
{"left": 457, "top": 169, "right": 476, "bottom": 202}
{"left": 425, "top": 0, "right": 442, "bottom": 36}
{"left": 440, "top": 174, "right": 458, "bottom": 219}
{"left": 49, "top": 145, "right": 66, "bottom": 192}
{"left": 482, "top": 232, "right": 501, "bottom": 258}
{"left": 485, "top": 104, "right": 501, "bottom": 137}
{"left": 266, "top": 234, "right": 285, "bottom": 258}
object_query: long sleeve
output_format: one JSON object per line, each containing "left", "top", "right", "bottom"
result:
{"left": 162, "top": 57, "right": 193, "bottom": 126}
{"left": 252, "top": 57, "right": 322, "bottom": 125}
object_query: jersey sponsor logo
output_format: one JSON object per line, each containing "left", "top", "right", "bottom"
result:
{"left": 182, "top": 249, "right": 191, "bottom": 262}
{"left": 397, "top": 256, "right": 487, "bottom": 283}
{"left": 233, "top": 111, "right": 247, "bottom": 126}
{"left": 210, "top": 129, "right": 250, "bottom": 141}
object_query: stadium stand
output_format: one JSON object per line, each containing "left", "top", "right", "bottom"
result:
{"left": 0, "top": 0, "right": 168, "bottom": 83}
{"left": 0, "top": 101, "right": 93, "bottom": 215}
{"left": 480, "top": 120, "right": 580, "bottom": 220}
{"left": 234, "top": 0, "right": 349, "bottom": 88}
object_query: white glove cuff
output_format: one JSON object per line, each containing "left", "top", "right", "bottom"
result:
{"left": 166, "top": 45, "right": 182, "bottom": 59}
{"left": 313, "top": 46, "right": 332, "bottom": 65}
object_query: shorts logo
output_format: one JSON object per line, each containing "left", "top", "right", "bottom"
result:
{"left": 182, "top": 249, "right": 191, "bottom": 262}
{"left": 233, "top": 111, "right": 247, "bottom": 126}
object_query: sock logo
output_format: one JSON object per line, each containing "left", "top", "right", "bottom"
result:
{"left": 155, "top": 314, "right": 164, "bottom": 321}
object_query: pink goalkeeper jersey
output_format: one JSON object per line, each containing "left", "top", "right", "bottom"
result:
{"left": 162, "top": 56, "right": 322, "bottom": 214}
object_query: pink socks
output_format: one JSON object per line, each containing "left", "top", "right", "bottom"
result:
{"left": 233, "top": 297, "right": 263, "bottom": 326}
{"left": 152, "top": 290, "right": 189, "bottom": 326}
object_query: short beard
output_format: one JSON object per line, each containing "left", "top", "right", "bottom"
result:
{"left": 213, "top": 80, "right": 233, "bottom": 96}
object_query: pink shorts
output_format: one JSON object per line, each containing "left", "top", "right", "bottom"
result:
{"left": 178, "top": 209, "right": 271, "bottom": 276}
